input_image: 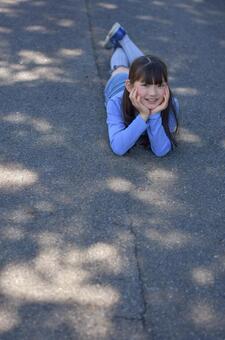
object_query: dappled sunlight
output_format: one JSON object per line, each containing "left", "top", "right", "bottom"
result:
{"left": 191, "top": 252, "right": 225, "bottom": 288}
{"left": 0, "top": 306, "right": 19, "bottom": 333}
{"left": 147, "top": 169, "right": 177, "bottom": 184}
{"left": 0, "top": 7, "right": 14, "bottom": 14}
{"left": 0, "top": 264, "right": 119, "bottom": 307}
{"left": 192, "top": 267, "right": 215, "bottom": 286}
{"left": 29, "top": 117, "right": 52, "bottom": 133}
{"left": 171, "top": 0, "right": 225, "bottom": 28}
{"left": 173, "top": 87, "right": 199, "bottom": 96}
{"left": 0, "top": 1, "right": 23, "bottom": 17}
{"left": 1, "top": 110, "right": 68, "bottom": 146}
{"left": 37, "top": 233, "right": 123, "bottom": 275}
{"left": 106, "top": 177, "right": 134, "bottom": 193}
{"left": 106, "top": 174, "right": 179, "bottom": 210}
{"left": 153, "top": 36, "right": 169, "bottom": 43}
{"left": 146, "top": 228, "right": 191, "bottom": 249}
{"left": 132, "top": 189, "right": 170, "bottom": 207}
{"left": 179, "top": 127, "right": 202, "bottom": 145}
{"left": 0, "top": 26, "right": 12, "bottom": 33}
{"left": 2, "top": 111, "right": 52, "bottom": 132}
{"left": 190, "top": 301, "right": 224, "bottom": 329}
{"left": 57, "top": 19, "right": 74, "bottom": 28}
{"left": 136, "top": 15, "right": 171, "bottom": 25}
{"left": 24, "top": 25, "right": 48, "bottom": 33}
{"left": 0, "top": 0, "right": 28, "bottom": 5}
{"left": 0, "top": 237, "right": 121, "bottom": 308}
{"left": 0, "top": 60, "right": 69, "bottom": 84}
{"left": 221, "top": 140, "right": 225, "bottom": 149}
{"left": 47, "top": 308, "right": 113, "bottom": 339}
{"left": 15, "top": 66, "right": 66, "bottom": 82}
{"left": 19, "top": 50, "right": 54, "bottom": 65}
{"left": 87, "top": 243, "right": 122, "bottom": 272}
{"left": 6, "top": 208, "right": 34, "bottom": 224}
{"left": 206, "top": 9, "right": 225, "bottom": 18}
{"left": 32, "top": 1, "right": 45, "bottom": 7}
{"left": 0, "top": 0, "right": 224, "bottom": 337}
{"left": 97, "top": 2, "right": 118, "bottom": 10}
{"left": 219, "top": 40, "right": 225, "bottom": 48}
{"left": 0, "top": 163, "right": 38, "bottom": 190}
{"left": 192, "top": 18, "right": 207, "bottom": 25}
{"left": 220, "top": 255, "right": 225, "bottom": 270}
{"left": 0, "top": 46, "right": 85, "bottom": 84}
{"left": 37, "top": 131, "right": 66, "bottom": 146}
{"left": 1, "top": 226, "right": 25, "bottom": 241}
{"left": 34, "top": 200, "right": 55, "bottom": 213}
{"left": 174, "top": 3, "right": 203, "bottom": 17}
{"left": 57, "top": 48, "right": 83, "bottom": 58}
{"left": 152, "top": 1, "right": 165, "bottom": 7}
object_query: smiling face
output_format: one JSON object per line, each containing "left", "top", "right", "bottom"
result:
{"left": 132, "top": 80, "right": 167, "bottom": 110}
{"left": 126, "top": 55, "right": 169, "bottom": 110}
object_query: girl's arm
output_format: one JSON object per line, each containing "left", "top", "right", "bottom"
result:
{"left": 147, "top": 98, "right": 179, "bottom": 157}
{"left": 106, "top": 98, "right": 148, "bottom": 156}
{"left": 147, "top": 113, "right": 172, "bottom": 157}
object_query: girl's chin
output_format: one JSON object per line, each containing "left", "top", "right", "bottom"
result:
{"left": 146, "top": 103, "right": 157, "bottom": 110}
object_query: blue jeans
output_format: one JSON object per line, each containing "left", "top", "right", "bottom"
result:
{"left": 104, "top": 72, "right": 128, "bottom": 107}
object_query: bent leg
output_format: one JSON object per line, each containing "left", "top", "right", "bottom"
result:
{"left": 119, "top": 34, "right": 144, "bottom": 65}
{"left": 110, "top": 47, "right": 129, "bottom": 71}
{"left": 111, "top": 66, "right": 129, "bottom": 76}
{"left": 104, "top": 47, "right": 129, "bottom": 106}
{"left": 104, "top": 72, "right": 128, "bottom": 107}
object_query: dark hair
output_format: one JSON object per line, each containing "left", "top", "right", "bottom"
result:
{"left": 122, "top": 55, "right": 178, "bottom": 148}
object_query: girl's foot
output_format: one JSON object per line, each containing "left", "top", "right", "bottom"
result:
{"left": 103, "top": 22, "right": 126, "bottom": 49}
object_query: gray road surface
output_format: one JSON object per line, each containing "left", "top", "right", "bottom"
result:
{"left": 0, "top": 0, "right": 225, "bottom": 339}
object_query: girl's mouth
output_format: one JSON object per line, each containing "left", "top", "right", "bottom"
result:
{"left": 144, "top": 98, "right": 159, "bottom": 104}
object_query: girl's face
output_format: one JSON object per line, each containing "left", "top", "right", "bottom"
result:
{"left": 132, "top": 80, "right": 167, "bottom": 110}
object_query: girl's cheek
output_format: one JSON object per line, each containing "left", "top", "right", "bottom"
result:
{"left": 160, "top": 87, "right": 166, "bottom": 96}
{"left": 163, "top": 84, "right": 168, "bottom": 95}
{"left": 136, "top": 87, "right": 144, "bottom": 97}
{"left": 137, "top": 87, "right": 141, "bottom": 97}
{"left": 159, "top": 90, "right": 165, "bottom": 100}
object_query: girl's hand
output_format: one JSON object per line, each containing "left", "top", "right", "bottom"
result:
{"left": 129, "top": 87, "right": 150, "bottom": 121}
{"left": 150, "top": 85, "right": 170, "bottom": 115}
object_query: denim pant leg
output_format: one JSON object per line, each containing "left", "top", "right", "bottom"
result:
{"left": 104, "top": 72, "right": 128, "bottom": 107}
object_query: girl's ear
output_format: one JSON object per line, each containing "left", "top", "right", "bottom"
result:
{"left": 125, "top": 80, "right": 133, "bottom": 93}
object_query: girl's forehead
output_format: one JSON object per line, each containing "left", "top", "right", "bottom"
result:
{"left": 137, "top": 76, "right": 166, "bottom": 84}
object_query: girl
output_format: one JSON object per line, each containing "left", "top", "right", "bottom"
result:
{"left": 103, "top": 23, "right": 179, "bottom": 157}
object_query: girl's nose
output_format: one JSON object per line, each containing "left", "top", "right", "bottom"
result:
{"left": 149, "top": 86, "right": 157, "bottom": 96}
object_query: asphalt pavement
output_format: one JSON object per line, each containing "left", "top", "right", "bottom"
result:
{"left": 0, "top": 0, "right": 225, "bottom": 339}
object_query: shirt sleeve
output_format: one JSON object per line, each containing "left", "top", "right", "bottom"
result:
{"left": 146, "top": 97, "right": 179, "bottom": 157}
{"left": 146, "top": 113, "right": 171, "bottom": 157}
{"left": 106, "top": 98, "right": 148, "bottom": 156}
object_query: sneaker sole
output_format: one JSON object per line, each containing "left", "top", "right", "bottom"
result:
{"left": 103, "top": 22, "right": 122, "bottom": 49}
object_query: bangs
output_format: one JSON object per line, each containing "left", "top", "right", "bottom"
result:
{"left": 130, "top": 56, "right": 168, "bottom": 85}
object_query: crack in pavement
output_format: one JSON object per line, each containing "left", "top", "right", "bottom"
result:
{"left": 84, "top": 0, "right": 104, "bottom": 85}
{"left": 83, "top": 1, "right": 154, "bottom": 337}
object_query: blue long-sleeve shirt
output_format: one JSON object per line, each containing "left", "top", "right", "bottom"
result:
{"left": 106, "top": 90, "right": 178, "bottom": 157}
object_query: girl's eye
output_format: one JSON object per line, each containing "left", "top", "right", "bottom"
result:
{"left": 141, "top": 83, "right": 147, "bottom": 86}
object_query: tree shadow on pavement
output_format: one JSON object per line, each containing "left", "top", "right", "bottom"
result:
{"left": 0, "top": 0, "right": 225, "bottom": 339}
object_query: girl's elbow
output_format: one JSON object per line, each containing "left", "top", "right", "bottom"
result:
{"left": 151, "top": 144, "right": 171, "bottom": 157}
{"left": 110, "top": 143, "right": 127, "bottom": 156}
